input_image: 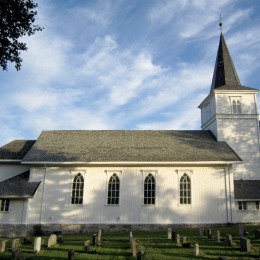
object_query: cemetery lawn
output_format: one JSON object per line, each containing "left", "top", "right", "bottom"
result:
{"left": 0, "top": 225, "right": 260, "bottom": 259}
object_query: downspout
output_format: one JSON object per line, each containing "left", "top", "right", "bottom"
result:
{"left": 39, "top": 165, "right": 47, "bottom": 224}
{"left": 228, "top": 164, "right": 233, "bottom": 223}
{"left": 224, "top": 167, "right": 229, "bottom": 223}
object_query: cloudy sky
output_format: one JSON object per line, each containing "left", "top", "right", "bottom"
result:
{"left": 1, "top": 0, "right": 260, "bottom": 146}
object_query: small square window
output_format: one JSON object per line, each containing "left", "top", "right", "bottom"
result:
{"left": 0, "top": 199, "right": 10, "bottom": 212}
{"left": 256, "top": 201, "right": 260, "bottom": 210}
{"left": 238, "top": 201, "right": 247, "bottom": 210}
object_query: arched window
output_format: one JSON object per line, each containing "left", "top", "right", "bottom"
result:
{"left": 107, "top": 173, "right": 120, "bottom": 205}
{"left": 144, "top": 173, "right": 155, "bottom": 204}
{"left": 231, "top": 99, "right": 242, "bottom": 114}
{"left": 71, "top": 173, "right": 84, "bottom": 204}
{"left": 180, "top": 173, "right": 191, "bottom": 204}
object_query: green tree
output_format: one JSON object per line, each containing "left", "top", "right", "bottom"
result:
{"left": 0, "top": 0, "right": 43, "bottom": 71}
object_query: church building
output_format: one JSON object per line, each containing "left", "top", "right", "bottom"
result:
{"left": 0, "top": 31, "right": 259, "bottom": 236}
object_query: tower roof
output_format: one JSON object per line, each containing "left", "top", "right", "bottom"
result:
{"left": 210, "top": 32, "right": 241, "bottom": 91}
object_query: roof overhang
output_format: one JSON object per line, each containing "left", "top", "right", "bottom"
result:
{"left": 21, "top": 160, "right": 241, "bottom": 167}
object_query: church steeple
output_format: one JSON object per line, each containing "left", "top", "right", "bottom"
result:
{"left": 210, "top": 32, "right": 241, "bottom": 92}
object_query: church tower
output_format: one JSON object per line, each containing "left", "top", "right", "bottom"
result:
{"left": 199, "top": 32, "right": 260, "bottom": 180}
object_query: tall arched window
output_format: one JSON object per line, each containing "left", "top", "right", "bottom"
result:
{"left": 144, "top": 173, "right": 155, "bottom": 204}
{"left": 71, "top": 173, "right": 84, "bottom": 204}
{"left": 180, "top": 173, "right": 191, "bottom": 204}
{"left": 232, "top": 99, "right": 242, "bottom": 114}
{"left": 107, "top": 173, "right": 120, "bottom": 205}
{"left": 237, "top": 100, "right": 242, "bottom": 114}
{"left": 232, "top": 100, "right": 237, "bottom": 114}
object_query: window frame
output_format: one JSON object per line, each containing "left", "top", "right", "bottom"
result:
{"left": 238, "top": 201, "right": 247, "bottom": 211}
{"left": 256, "top": 201, "right": 260, "bottom": 210}
{"left": 230, "top": 96, "right": 242, "bottom": 114}
{"left": 69, "top": 170, "right": 86, "bottom": 205}
{"left": 70, "top": 171, "right": 85, "bottom": 205}
{"left": 143, "top": 173, "right": 156, "bottom": 205}
{"left": 0, "top": 199, "right": 10, "bottom": 212}
{"left": 179, "top": 173, "right": 191, "bottom": 205}
{"left": 106, "top": 171, "right": 121, "bottom": 205}
{"left": 176, "top": 170, "right": 192, "bottom": 206}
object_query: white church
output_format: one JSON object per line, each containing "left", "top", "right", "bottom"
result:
{"left": 0, "top": 31, "right": 259, "bottom": 236}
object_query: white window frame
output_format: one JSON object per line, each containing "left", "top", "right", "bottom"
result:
{"left": 238, "top": 201, "right": 247, "bottom": 211}
{"left": 141, "top": 170, "right": 157, "bottom": 205}
{"left": 176, "top": 169, "right": 193, "bottom": 206}
{"left": 0, "top": 199, "right": 10, "bottom": 212}
{"left": 255, "top": 201, "right": 260, "bottom": 210}
{"left": 105, "top": 170, "right": 122, "bottom": 206}
{"left": 229, "top": 96, "right": 242, "bottom": 114}
{"left": 69, "top": 170, "right": 86, "bottom": 205}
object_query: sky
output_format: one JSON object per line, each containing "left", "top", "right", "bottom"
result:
{"left": 1, "top": 0, "right": 260, "bottom": 147}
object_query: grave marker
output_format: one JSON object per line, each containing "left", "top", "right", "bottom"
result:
{"left": 11, "top": 238, "right": 20, "bottom": 249}
{"left": 176, "top": 234, "right": 180, "bottom": 244}
{"left": 34, "top": 237, "right": 41, "bottom": 253}
{"left": 199, "top": 227, "right": 204, "bottom": 236}
{"left": 68, "top": 249, "right": 74, "bottom": 260}
{"left": 240, "top": 237, "right": 251, "bottom": 252}
{"left": 0, "top": 240, "right": 7, "bottom": 253}
{"left": 171, "top": 230, "right": 176, "bottom": 242}
{"left": 239, "top": 223, "right": 245, "bottom": 236}
{"left": 255, "top": 229, "right": 260, "bottom": 239}
{"left": 129, "top": 231, "right": 133, "bottom": 242}
{"left": 131, "top": 239, "right": 137, "bottom": 257}
{"left": 92, "top": 234, "right": 97, "bottom": 246}
{"left": 194, "top": 244, "right": 199, "bottom": 256}
{"left": 167, "top": 228, "right": 172, "bottom": 239}
{"left": 84, "top": 240, "right": 90, "bottom": 252}
{"left": 47, "top": 234, "right": 57, "bottom": 248}
{"left": 214, "top": 230, "right": 220, "bottom": 242}
{"left": 208, "top": 229, "right": 212, "bottom": 238}
{"left": 225, "top": 234, "right": 232, "bottom": 246}
{"left": 97, "top": 229, "right": 102, "bottom": 245}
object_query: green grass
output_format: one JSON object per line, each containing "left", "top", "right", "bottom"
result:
{"left": 0, "top": 225, "right": 260, "bottom": 259}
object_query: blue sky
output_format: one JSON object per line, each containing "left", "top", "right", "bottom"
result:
{"left": 1, "top": 0, "right": 260, "bottom": 146}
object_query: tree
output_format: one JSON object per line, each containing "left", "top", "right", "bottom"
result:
{"left": 0, "top": 0, "right": 43, "bottom": 71}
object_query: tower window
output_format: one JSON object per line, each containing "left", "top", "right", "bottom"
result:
{"left": 231, "top": 98, "right": 242, "bottom": 114}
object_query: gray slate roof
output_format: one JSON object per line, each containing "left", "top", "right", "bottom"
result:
{"left": 234, "top": 180, "right": 260, "bottom": 200}
{"left": 0, "top": 171, "right": 41, "bottom": 198}
{"left": 22, "top": 130, "right": 241, "bottom": 163}
{"left": 0, "top": 140, "right": 36, "bottom": 160}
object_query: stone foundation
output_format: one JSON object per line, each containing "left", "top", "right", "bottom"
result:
{"left": 0, "top": 223, "right": 240, "bottom": 237}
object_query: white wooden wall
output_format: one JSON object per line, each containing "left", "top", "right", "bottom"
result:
{"left": 25, "top": 166, "right": 235, "bottom": 225}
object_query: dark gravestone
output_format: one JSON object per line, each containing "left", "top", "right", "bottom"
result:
{"left": 240, "top": 237, "right": 251, "bottom": 252}
{"left": 182, "top": 243, "right": 191, "bottom": 248}
{"left": 137, "top": 248, "right": 142, "bottom": 260}
{"left": 219, "top": 256, "right": 228, "bottom": 260}
{"left": 92, "top": 234, "right": 97, "bottom": 246}
{"left": 255, "top": 230, "right": 260, "bottom": 239}
{"left": 171, "top": 230, "right": 176, "bottom": 242}
{"left": 225, "top": 234, "right": 232, "bottom": 246}
{"left": 68, "top": 249, "right": 74, "bottom": 260}
{"left": 11, "top": 248, "right": 21, "bottom": 260}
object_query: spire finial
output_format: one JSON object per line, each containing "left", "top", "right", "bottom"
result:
{"left": 219, "top": 15, "right": 223, "bottom": 31}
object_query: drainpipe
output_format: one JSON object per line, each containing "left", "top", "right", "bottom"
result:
{"left": 39, "top": 165, "right": 47, "bottom": 224}
{"left": 228, "top": 164, "right": 233, "bottom": 223}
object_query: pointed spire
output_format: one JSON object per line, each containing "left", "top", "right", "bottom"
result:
{"left": 210, "top": 32, "right": 241, "bottom": 92}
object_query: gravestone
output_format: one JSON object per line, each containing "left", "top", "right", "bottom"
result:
{"left": 131, "top": 239, "right": 137, "bottom": 257}
{"left": 0, "top": 240, "right": 7, "bottom": 253}
{"left": 208, "top": 229, "right": 212, "bottom": 238}
{"left": 167, "top": 228, "right": 172, "bottom": 239}
{"left": 11, "top": 238, "right": 20, "bottom": 249}
{"left": 129, "top": 231, "right": 133, "bottom": 242}
{"left": 47, "top": 234, "right": 57, "bottom": 248}
{"left": 219, "top": 256, "right": 228, "bottom": 260}
{"left": 255, "top": 229, "right": 260, "bottom": 239}
{"left": 225, "top": 234, "right": 232, "bottom": 246}
{"left": 239, "top": 223, "right": 245, "bottom": 236}
{"left": 171, "top": 230, "right": 176, "bottom": 242}
{"left": 84, "top": 240, "right": 90, "bottom": 252}
{"left": 34, "top": 237, "right": 41, "bottom": 253}
{"left": 240, "top": 237, "right": 251, "bottom": 252}
{"left": 214, "top": 230, "right": 220, "bottom": 242}
{"left": 182, "top": 236, "right": 187, "bottom": 244}
{"left": 68, "top": 249, "right": 74, "bottom": 260}
{"left": 92, "top": 234, "right": 97, "bottom": 246}
{"left": 11, "top": 248, "right": 21, "bottom": 260}
{"left": 176, "top": 234, "right": 180, "bottom": 244}
{"left": 194, "top": 244, "right": 199, "bottom": 256}
{"left": 199, "top": 227, "right": 204, "bottom": 236}
{"left": 23, "top": 236, "right": 32, "bottom": 244}
{"left": 137, "top": 248, "right": 142, "bottom": 260}
{"left": 97, "top": 229, "right": 102, "bottom": 245}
